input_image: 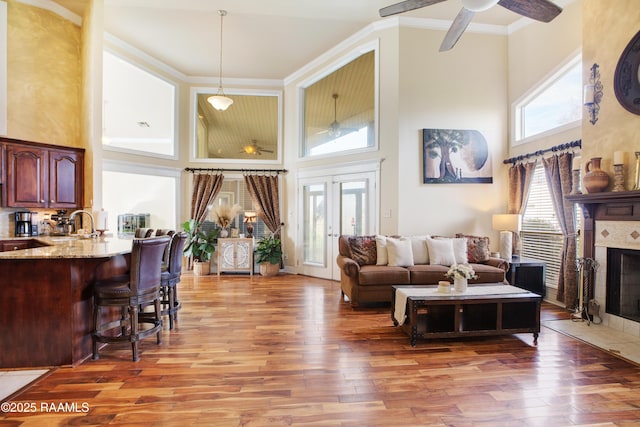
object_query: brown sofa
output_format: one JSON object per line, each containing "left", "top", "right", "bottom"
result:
{"left": 336, "top": 234, "right": 509, "bottom": 307}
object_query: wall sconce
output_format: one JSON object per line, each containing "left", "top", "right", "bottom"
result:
{"left": 583, "top": 63, "right": 603, "bottom": 125}
{"left": 243, "top": 211, "right": 257, "bottom": 238}
{"left": 492, "top": 214, "right": 522, "bottom": 260}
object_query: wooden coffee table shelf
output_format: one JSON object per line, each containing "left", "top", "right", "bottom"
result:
{"left": 392, "top": 285, "right": 541, "bottom": 347}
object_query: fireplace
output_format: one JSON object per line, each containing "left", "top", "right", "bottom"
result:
{"left": 606, "top": 248, "right": 640, "bottom": 322}
{"left": 566, "top": 190, "right": 640, "bottom": 335}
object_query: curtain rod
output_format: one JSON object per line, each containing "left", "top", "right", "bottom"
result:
{"left": 503, "top": 139, "right": 581, "bottom": 165}
{"left": 184, "top": 167, "right": 288, "bottom": 174}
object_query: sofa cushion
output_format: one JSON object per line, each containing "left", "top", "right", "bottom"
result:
{"left": 469, "top": 263, "right": 506, "bottom": 283}
{"left": 375, "top": 235, "right": 388, "bottom": 265}
{"left": 387, "top": 237, "right": 414, "bottom": 267}
{"left": 348, "top": 236, "right": 377, "bottom": 266}
{"left": 426, "top": 237, "right": 456, "bottom": 266}
{"left": 410, "top": 235, "right": 430, "bottom": 264}
{"left": 358, "top": 265, "right": 410, "bottom": 285}
{"left": 407, "top": 264, "right": 449, "bottom": 284}
{"left": 456, "top": 233, "right": 490, "bottom": 263}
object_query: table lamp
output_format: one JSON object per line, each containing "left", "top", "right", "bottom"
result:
{"left": 492, "top": 214, "right": 522, "bottom": 260}
{"left": 244, "top": 211, "right": 257, "bottom": 238}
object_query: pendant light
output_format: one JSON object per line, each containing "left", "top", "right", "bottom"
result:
{"left": 208, "top": 10, "right": 233, "bottom": 111}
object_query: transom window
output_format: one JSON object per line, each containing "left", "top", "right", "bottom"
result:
{"left": 513, "top": 53, "right": 582, "bottom": 144}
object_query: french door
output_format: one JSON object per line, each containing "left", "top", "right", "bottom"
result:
{"left": 298, "top": 166, "right": 378, "bottom": 280}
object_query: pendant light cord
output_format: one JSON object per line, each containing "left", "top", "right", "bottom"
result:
{"left": 217, "top": 10, "right": 226, "bottom": 93}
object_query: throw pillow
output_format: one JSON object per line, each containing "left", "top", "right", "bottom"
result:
{"left": 426, "top": 237, "right": 456, "bottom": 266}
{"left": 386, "top": 237, "right": 414, "bottom": 267}
{"left": 375, "top": 235, "right": 388, "bottom": 265}
{"left": 348, "top": 236, "right": 377, "bottom": 266}
{"left": 451, "top": 237, "right": 468, "bottom": 264}
{"left": 410, "top": 235, "right": 430, "bottom": 264}
{"left": 456, "top": 234, "right": 490, "bottom": 263}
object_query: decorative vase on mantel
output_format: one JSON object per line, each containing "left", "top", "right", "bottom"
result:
{"left": 219, "top": 228, "right": 229, "bottom": 238}
{"left": 454, "top": 277, "right": 468, "bottom": 293}
{"left": 583, "top": 157, "right": 610, "bottom": 193}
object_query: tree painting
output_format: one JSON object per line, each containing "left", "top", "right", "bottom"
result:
{"left": 423, "top": 128, "right": 492, "bottom": 184}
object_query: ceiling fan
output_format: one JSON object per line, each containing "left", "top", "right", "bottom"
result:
{"left": 318, "top": 93, "right": 357, "bottom": 138}
{"left": 241, "top": 140, "right": 273, "bottom": 155}
{"left": 379, "top": 0, "right": 562, "bottom": 52}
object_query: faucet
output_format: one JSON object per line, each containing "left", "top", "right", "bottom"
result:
{"left": 69, "top": 210, "right": 96, "bottom": 236}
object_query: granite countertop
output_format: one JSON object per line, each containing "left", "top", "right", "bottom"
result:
{"left": 0, "top": 236, "right": 134, "bottom": 259}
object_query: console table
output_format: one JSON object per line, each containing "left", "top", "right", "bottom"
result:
{"left": 392, "top": 285, "right": 541, "bottom": 346}
{"left": 217, "top": 238, "right": 253, "bottom": 276}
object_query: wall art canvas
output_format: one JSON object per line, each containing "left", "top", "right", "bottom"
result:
{"left": 423, "top": 128, "right": 493, "bottom": 184}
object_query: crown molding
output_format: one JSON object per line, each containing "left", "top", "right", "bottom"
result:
{"left": 16, "top": 0, "right": 82, "bottom": 25}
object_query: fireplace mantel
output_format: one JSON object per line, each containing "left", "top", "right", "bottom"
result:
{"left": 566, "top": 190, "right": 640, "bottom": 263}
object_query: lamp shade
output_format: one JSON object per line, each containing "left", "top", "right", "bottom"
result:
{"left": 243, "top": 211, "right": 257, "bottom": 223}
{"left": 208, "top": 95, "right": 233, "bottom": 111}
{"left": 492, "top": 214, "right": 522, "bottom": 232}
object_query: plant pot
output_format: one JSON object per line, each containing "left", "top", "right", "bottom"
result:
{"left": 454, "top": 277, "right": 468, "bottom": 293}
{"left": 193, "top": 260, "right": 211, "bottom": 276}
{"left": 259, "top": 262, "right": 279, "bottom": 277}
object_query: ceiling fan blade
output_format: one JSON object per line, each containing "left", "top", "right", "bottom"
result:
{"left": 498, "top": 0, "right": 562, "bottom": 23}
{"left": 439, "top": 7, "right": 475, "bottom": 52}
{"left": 379, "top": 0, "right": 447, "bottom": 17}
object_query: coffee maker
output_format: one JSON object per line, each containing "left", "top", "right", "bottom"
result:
{"left": 15, "top": 211, "right": 33, "bottom": 237}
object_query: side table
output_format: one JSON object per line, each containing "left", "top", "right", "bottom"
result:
{"left": 507, "top": 256, "right": 546, "bottom": 297}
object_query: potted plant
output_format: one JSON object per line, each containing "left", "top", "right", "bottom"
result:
{"left": 255, "top": 234, "right": 282, "bottom": 277}
{"left": 182, "top": 219, "right": 219, "bottom": 276}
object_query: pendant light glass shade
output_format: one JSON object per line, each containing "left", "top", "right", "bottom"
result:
{"left": 209, "top": 10, "right": 233, "bottom": 111}
{"left": 208, "top": 94, "right": 233, "bottom": 111}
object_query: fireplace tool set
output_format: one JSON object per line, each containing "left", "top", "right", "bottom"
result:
{"left": 573, "top": 257, "right": 601, "bottom": 325}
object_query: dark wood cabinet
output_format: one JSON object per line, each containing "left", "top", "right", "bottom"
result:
{"left": 1, "top": 138, "right": 84, "bottom": 209}
{"left": 0, "top": 239, "right": 49, "bottom": 252}
{"left": 49, "top": 148, "right": 83, "bottom": 208}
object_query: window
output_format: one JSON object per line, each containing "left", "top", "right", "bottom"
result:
{"left": 205, "top": 179, "right": 268, "bottom": 239}
{"left": 513, "top": 54, "right": 582, "bottom": 143}
{"left": 300, "top": 44, "right": 377, "bottom": 158}
{"left": 521, "top": 163, "right": 579, "bottom": 288}
{"left": 102, "top": 51, "right": 176, "bottom": 158}
{"left": 102, "top": 161, "right": 180, "bottom": 236}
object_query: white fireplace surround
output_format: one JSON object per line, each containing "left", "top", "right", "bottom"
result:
{"left": 594, "top": 220, "right": 640, "bottom": 337}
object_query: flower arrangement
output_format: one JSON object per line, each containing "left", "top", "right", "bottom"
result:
{"left": 212, "top": 203, "right": 241, "bottom": 229}
{"left": 445, "top": 263, "right": 478, "bottom": 280}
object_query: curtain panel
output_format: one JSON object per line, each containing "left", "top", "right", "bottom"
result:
{"left": 190, "top": 173, "right": 224, "bottom": 224}
{"left": 244, "top": 174, "right": 281, "bottom": 236}
{"left": 542, "top": 153, "right": 577, "bottom": 308}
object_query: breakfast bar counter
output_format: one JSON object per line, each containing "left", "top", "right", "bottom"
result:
{"left": 0, "top": 237, "right": 133, "bottom": 368}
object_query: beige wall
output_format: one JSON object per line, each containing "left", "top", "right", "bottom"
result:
{"left": 396, "top": 26, "right": 508, "bottom": 240}
{"left": 5, "top": 0, "right": 81, "bottom": 146}
{"left": 582, "top": 0, "right": 640, "bottom": 191}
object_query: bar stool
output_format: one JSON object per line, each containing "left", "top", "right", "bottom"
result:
{"left": 155, "top": 229, "right": 175, "bottom": 237}
{"left": 92, "top": 235, "right": 170, "bottom": 362}
{"left": 135, "top": 228, "right": 155, "bottom": 238}
{"left": 160, "top": 232, "right": 187, "bottom": 330}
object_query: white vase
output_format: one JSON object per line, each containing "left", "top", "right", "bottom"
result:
{"left": 454, "top": 277, "right": 468, "bottom": 293}
{"left": 219, "top": 228, "right": 229, "bottom": 238}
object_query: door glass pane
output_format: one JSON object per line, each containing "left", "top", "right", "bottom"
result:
{"left": 303, "top": 183, "right": 326, "bottom": 265}
{"left": 340, "top": 180, "right": 367, "bottom": 235}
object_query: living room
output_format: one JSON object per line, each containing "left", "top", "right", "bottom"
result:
{"left": 1, "top": 0, "right": 640, "bottom": 423}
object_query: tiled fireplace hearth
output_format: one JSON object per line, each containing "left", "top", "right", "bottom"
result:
{"left": 567, "top": 191, "right": 640, "bottom": 338}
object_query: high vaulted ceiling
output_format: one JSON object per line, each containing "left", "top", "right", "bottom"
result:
{"left": 49, "top": 0, "right": 562, "bottom": 81}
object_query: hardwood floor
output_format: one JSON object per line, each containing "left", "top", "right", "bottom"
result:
{"left": 2, "top": 274, "right": 640, "bottom": 426}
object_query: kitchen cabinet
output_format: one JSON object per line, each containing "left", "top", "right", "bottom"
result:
{"left": 217, "top": 238, "right": 253, "bottom": 275}
{"left": 1, "top": 138, "right": 84, "bottom": 209}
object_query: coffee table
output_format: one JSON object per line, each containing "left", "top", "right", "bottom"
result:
{"left": 392, "top": 284, "right": 541, "bottom": 346}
